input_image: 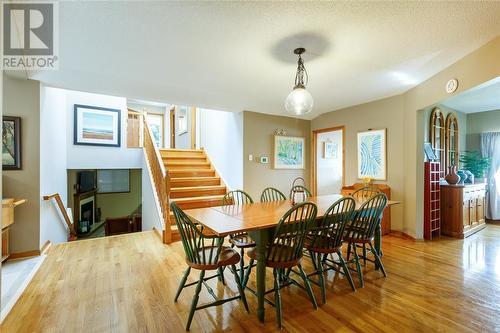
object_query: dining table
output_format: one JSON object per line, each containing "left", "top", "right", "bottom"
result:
{"left": 185, "top": 194, "right": 401, "bottom": 323}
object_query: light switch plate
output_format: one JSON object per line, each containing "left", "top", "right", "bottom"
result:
{"left": 248, "top": 154, "right": 253, "bottom": 161}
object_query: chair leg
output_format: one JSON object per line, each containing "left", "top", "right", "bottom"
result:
{"left": 273, "top": 268, "right": 283, "bottom": 329}
{"left": 346, "top": 242, "right": 352, "bottom": 262}
{"left": 231, "top": 264, "right": 249, "bottom": 312}
{"left": 317, "top": 253, "right": 326, "bottom": 304}
{"left": 242, "top": 258, "right": 254, "bottom": 288}
{"left": 352, "top": 246, "right": 364, "bottom": 288}
{"left": 337, "top": 249, "right": 356, "bottom": 292}
{"left": 239, "top": 248, "right": 245, "bottom": 283}
{"left": 362, "top": 244, "right": 367, "bottom": 266}
{"left": 298, "top": 263, "right": 318, "bottom": 310}
{"left": 370, "top": 243, "right": 387, "bottom": 277}
{"left": 186, "top": 270, "right": 205, "bottom": 331}
{"left": 309, "top": 250, "right": 318, "bottom": 271}
{"left": 217, "top": 267, "right": 225, "bottom": 285}
{"left": 175, "top": 266, "right": 191, "bottom": 302}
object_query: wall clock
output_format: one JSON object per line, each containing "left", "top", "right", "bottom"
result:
{"left": 446, "top": 79, "right": 459, "bottom": 94}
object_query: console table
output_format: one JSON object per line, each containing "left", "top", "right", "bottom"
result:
{"left": 2, "top": 198, "right": 27, "bottom": 262}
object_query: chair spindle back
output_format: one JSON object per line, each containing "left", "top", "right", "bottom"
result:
{"left": 346, "top": 193, "right": 387, "bottom": 241}
{"left": 222, "top": 190, "right": 254, "bottom": 206}
{"left": 261, "top": 187, "right": 286, "bottom": 202}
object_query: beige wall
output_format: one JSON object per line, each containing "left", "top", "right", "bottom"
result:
{"left": 67, "top": 169, "right": 142, "bottom": 222}
{"left": 466, "top": 109, "right": 500, "bottom": 151}
{"left": 312, "top": 95, "right": 405, "bottom": 232}
{"left": 2, "top": 75, "right": 41, "bottom": 253}
{"left": 243, "top": 111, "right": 310, "bottom": 201}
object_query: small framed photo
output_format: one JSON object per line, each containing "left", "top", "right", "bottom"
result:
{"left": 74, "top": 104, "right": 121, "bottom": 147}
{"left": 260, "top": 156, "right": 269, "bottom": 164}
{"left": 424, "top": 142, "right": 438, "bottom": 161}
{"left": 2, "top": 116, "right": 22, "bottom": 170}
{"left": 323, "top": 141, "right": 338, "bottom": 159}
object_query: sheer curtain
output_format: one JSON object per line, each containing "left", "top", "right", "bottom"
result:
{"left": 481, "top": 132, "right": 500, "bottom": 220}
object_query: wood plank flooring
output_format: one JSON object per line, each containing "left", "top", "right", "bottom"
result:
{"left": 3, "top": 225, "right": 500, "bottom": 332}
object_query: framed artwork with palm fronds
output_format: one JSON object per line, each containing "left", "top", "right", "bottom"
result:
{"left": 357, "top": 129, "right": 386, "bottom": 180}
{"left": 274, "top": 135, "right": 305, "bottom": 169}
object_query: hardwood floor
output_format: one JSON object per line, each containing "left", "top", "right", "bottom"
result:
{"left": 3, "top": 226, "right": 500, "bottom": 332}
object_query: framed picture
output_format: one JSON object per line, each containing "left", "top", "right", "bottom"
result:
{"left": 323, "top": 141, "right": 339, "bottom": 159}
{"left": 424, "top": 142, "right": 438, "bottom": 161}
{"left": 357, "top": 129, "right": 386, "bottom": 180}
{"left": 177, "top": 106, "right": 188, "bottom": 135}
{"left": 274, "top": 135, "right": 305, "bottom": 169}
{"left": 2, "top": 116, "right": 22, "bottom": 170}
{"left": 146, "top": 113, "right": 165, "bottom": 148}
{"left": 74, "top": 104, "right": 121, "bottom": 147}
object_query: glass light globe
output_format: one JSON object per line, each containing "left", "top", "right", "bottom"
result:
{"left": 285, "top": 87, "right": 313, "bottom": 115}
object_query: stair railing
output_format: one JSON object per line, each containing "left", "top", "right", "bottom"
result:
{"left": 143, "top": 116, "right": 172, "bottom": 243}
{"left": 43, "top": 193, "right": 77, "bottom": 241}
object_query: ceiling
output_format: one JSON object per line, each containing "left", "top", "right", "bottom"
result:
{"left": 16, "top": 2, "right": 500, "bottom": 119}
{"left": 442, "top": 78, "right": 500, "bottom": 113}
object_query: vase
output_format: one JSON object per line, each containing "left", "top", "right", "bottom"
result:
{"left": 457, "top": 170, "right": 467, "bottom": 185}
{"left": 445, "top": 166, "right": 460, "bottom": 185}
{"left": 463, "top": 170, "right": 474, "bottom": 184}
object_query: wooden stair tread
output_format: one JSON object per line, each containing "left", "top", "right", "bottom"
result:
{"left": 171, "top": 185, "right": 225, "bottom": 192}
{"left": 171, "top": 194, "right": 225, "bottom": 203}
{"left": 161, "top": 148, "right": 203, "bottom": 153}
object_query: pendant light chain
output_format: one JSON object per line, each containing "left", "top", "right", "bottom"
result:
{"left": 294, "top": 54, "right": 309, "bottom": 89}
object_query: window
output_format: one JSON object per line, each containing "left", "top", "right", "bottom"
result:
{"left": 146, "top": 113, "right": 165, "bottom": 148}
{"left": 445, "top": 113, "right": 459, "bottom": 171}
{"left": 97, "top": 169, "right": 130, "bottom": 193}
{"left": 429, "top": 108, "right": 445, "bottom": 177}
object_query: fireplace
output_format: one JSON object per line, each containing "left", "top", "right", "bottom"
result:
{"left": 75, "top": 192, "right": 96, "bottom": 234}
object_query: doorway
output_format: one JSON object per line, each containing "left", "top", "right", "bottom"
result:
{"left": 312, "top": 126, "right": 345, "bottom": 195}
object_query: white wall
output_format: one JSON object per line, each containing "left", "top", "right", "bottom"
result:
{"left": 66, "top": 90, "right": 142, "bottom": 169}
{"left": 40, "top": 86, "right": 69, "bottom": 245}
{"left": 141, "top": 156, "right": 164, "bottom": 233}
{"left": 175, "top": 106, "right": 192, "bottom": 149}
{"left": 316, "top": 129, "right": 343, "bottom": 195}
{"left": 199, "top": 109, "right": 243, "bottom": 189}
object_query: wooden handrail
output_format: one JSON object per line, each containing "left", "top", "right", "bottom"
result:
{"left": 143, "top": 116, "right": 172, "bottom": 243}
{"left": 43, "top": 193, "right": 77, "bottom": 241}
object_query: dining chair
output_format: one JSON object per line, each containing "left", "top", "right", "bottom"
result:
{"left": 304, "top": 197, "right": 356, "bottom": 304}
{"left": 171, "top": 202, "right": 249, "bottom": 331}
{"left": 289, "top": 185, "right": 312, "bottom": 199}
{"left": 344, "top": 193, "right": 388, "bottom": 288}
{"left": 222, "top": 190, "right": 256, "bottom": 283}
{"left": 243, "top": 202, "right": 318, "bottom": 328}
{"left": 350, "top": 186, "right": 381, "bottom": 264}
{"left": 260, "top": 187, "right": 286, "bottom": 202}
{"left": 350, "top": 186, "right": 380, "bottom": 201}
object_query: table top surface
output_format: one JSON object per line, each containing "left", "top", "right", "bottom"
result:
{"left": 185, "top": 194, "right": 400, "bottom": 236}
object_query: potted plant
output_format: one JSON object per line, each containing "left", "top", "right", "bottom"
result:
{"left": 459, "top": 151, "right": 490, "bottom": 184}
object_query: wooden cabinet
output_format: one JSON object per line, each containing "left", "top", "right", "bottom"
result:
{"left": 341, "top": 183, "right": 391, "bottom": 235}
{"left": 2, "top": 198, "right": 27, "bottom": 261}
{"left": 441, "top": 183, "right": 486, "bottom": 238}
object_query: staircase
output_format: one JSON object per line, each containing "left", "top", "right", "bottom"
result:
{"left": 161, "top": 149, "right": 228, "bottom": 240}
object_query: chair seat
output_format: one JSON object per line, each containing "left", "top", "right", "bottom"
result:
{"left": 247, "top": 245, "right": 301, "bottom": 268}
{"left": 229, "top": 233, "right": 256, "bottom": 248}
{"left": 344, "top": 236, "right": 374, "bottom": 244}
{"left": 187, "top": 246, "right": 240, "bottom": 270}
{"left": 304, "top": 235, "right": 340, "bottom": 254}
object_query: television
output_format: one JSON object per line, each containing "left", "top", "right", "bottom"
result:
{"left": 78, "top": 170, "right": 96, "bottom": 193}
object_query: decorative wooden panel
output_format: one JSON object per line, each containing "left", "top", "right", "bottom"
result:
{"left": 445, "top": 113, "right": 459, "bottom": 172}
{"left": 424, "top": 162, "right": 441, "bottom": 240}
{"left": 429, "top": 108, "right": 445, "bottom": 178}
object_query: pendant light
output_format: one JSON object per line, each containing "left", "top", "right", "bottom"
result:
{"left": 285, "top": 48, "right": 313, "bottom": 116}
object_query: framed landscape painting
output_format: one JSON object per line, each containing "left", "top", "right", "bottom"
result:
{"left": 74, "top": 104, "right": 121, "bottom": 147}
{"left": 274, "top": 135, "right": 305, "bottom": 169}
{"left": 2, "top": 116, "right": 22, "bottom": 170}
{"left": 357, "top": 129, "right": 386, "bottom": 180}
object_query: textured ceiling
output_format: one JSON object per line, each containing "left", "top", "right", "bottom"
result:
{"left": 23, "top": 1, "right": 500, "bottom": 119}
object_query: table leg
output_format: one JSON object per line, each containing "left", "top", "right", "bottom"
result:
{"left": 249, "top": 229, "right": 270, "bottom": 323}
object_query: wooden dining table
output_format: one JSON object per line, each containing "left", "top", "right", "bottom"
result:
{"left": 185, "top": 194, "right": 400, "bottom": 322}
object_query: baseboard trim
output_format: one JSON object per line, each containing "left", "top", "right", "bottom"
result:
{"left": 152, "top": 227, "right": 163, "bottom": 241}
{"left": 40, "top": 241, "right": 52, "bottom": 255}
{"left": 389, "top": 230, "right": 416, "bottom": 241}
{"left": 486, "top": 219, "right": 500, "bottom": 225}
{"left": 9, "top": 250, "right": 41, "bottom": 260}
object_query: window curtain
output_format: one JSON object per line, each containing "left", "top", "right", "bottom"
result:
{"left": 481, "top": 132, "right": 500, "bottom": 220}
